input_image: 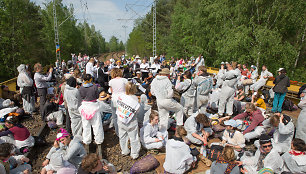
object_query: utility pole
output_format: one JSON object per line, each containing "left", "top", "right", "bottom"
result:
{"left": 122, "top": 25, "right": 127, "bottom": 57}
{"left": 53, "top": 0, "right": 61, "bottom": 64}
{"left": 152, "top": 0, "right": 157, "bottom": 57}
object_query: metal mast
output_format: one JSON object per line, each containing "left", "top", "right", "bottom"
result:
{"left": 53, "top": 0, "right": 61, "bottom": 63}
{"left": 152, "top": 0, "right": 157, "bottom": 57}
{"left": 122, "top": 25, "right": 127, "bottom": 57}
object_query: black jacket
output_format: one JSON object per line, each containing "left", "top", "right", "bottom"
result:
{"left": 273, "top": 74, "right": 290, "bottom": 93}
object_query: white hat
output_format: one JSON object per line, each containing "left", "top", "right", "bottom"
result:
{"left": 221, "top": 62, "right": 225, "bottom": 65}
{"left": 277, "top": 68, "right": 284, "bottom": 72}
{"left": 224, "top": 119, "right": 238, "bottom": 127}
{"left": 135, "top": 55, "right": 140, "bottom": 59}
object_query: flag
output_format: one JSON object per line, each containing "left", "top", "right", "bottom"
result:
{"left": 56, "top": 44, "right": 60, "bottom": 53}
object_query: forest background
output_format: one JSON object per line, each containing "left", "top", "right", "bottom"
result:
{"left": 0, "top": 0, "right": 124, "bottom": 81}
{"left": 127, "top": 0, "right": 305, "bottom": 82}
{"left": 0, "top": 0, "right": 305, "bottom": 82}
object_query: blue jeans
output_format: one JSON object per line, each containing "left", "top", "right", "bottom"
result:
{"left": 272, "top": 92, "right": 286, "bottom": 113}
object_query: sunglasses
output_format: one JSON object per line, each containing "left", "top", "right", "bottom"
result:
{"left": 262, "top": 144, "right": 272, "bottom": 148}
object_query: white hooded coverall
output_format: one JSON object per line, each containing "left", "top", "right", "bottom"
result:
{"left": 64, "top": 85, "right": 83, "bottom": 136}
{"left": 193, "top": 75, "right": 213, "bottom": 114}
{"left": 151, "top": 75, "right": 184, "bottom": 132}
{"left": 250, "top": 69, "right": 273, "bottom": 91}
{"left": 218, "top": 69, "right": 238, "bottom": 116}
{"left": 140, "top": 121, "right": 168, "bottom": 149}
{"left": 175, "top": 79, "right": 196, "bottom": 116}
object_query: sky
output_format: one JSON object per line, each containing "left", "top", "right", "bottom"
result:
{"left": 30, "top": 0, "right": 153, "bottom": 42}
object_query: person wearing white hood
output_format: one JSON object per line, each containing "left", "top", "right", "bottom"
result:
{"left": 137, "top": 94, "right": 151, "bottom": 127}
{"left": 151, "top": 68, "right": 184, "bottom": 132}
{"left": 17, "top": 64, "right": 35, "bottom": 114}
{"left": 193, "top": 66, "right": 213, "bottom": 114}
{"left": 64, "top": 77, "right": 83, "bottom": 136}
{"left": 250, "top": 65, "right": 273, "bottom": 92}
{"left": 216, "top": 62, "right": 226, "bottom": 88}
{"left": 218, "top": 62, "right": 238, "bottom": 117}
{"left": 175, "top": 71, "right": 196, "bottom": 116}
{"left": 85, "top": 58, "right": 97, "bottom": 80}
{"left": 282, "top": 138, "right": 306, "bottom": 173}
{"left": 163, "top": 126, "right": 196, "bottom": 173}
{"left": 264, "top": 113, "right": 294, "bottom": 153}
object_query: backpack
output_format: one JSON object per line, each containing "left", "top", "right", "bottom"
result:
{"left": 207, "top": 145, "right": 224, "bottom": 161}
{"left": 282, "top": 99, "right": 294, "bottom": 111}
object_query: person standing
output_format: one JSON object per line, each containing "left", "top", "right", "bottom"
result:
{"left": 34, "top": 63, "right": 53, "bottom": 118}
{"left": 140, "top": 58, "right": 150, "bottom": 80}
{"left": 271, "top": 68, "right": 290, "bottom": 113}
{"left": 295, "top": 89, "right": 306, "bottom": 142}
{"left": 151, "top": 68, "right": 184, "bottom": 132}
{"left": 17, "top": 64, "right": 35, "bottom": 114}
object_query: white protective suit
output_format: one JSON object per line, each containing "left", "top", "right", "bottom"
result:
{"left": 208, "top": 88, "right": 221, "bottom": 110}
{"left": 137, "top": 94, "right": 151, "bottom": 127}
{"left": 163, "top": 139, "right": 195, "bottom": 173}
{"left": 79, "top": 101, "right": 104, "bottom": 145}
{"left": 46, "top": 110, "right": 64, "bottom": 126}
{"left": 184, "top": 113, "right": 213, "bottom": 145}
{"left": 194, "top": 57, "right": 205, "bottom": 74}
{"left": 241, "top": 148, "right": 283, "bottom": 174}
{"left": 60, "top": 135, "right": 86, "bottom": 168}
{"left": 17, "top": 64, "right": 35, "bottom": 114}
{"left": 235, "top": 68, "right": 242, "bottom": 87}
{"left": 296, "top": 96, "right": 306, "bottom": 142}
{"left": 216, "top": 69, "right": 225, "bottom": 88}
{"left": 151, "top": 75, "right": 184, "bottom": 132}
{"left": 262, "top": 117, "right": 294, "bottom": 153}
{"left": 282, "top": 151, "right": 306, "bottom": 173}
{"left": 64, "top": 85, "right": 83, "bottom": 136}
{"left": 85, "top": 62, "right": 97, "bottom": 79}
{"left": 194, "top": 75, "right": 213, "bottom": 114}
{"left": 175, "top": 78, "right": 196, "bottom": 116}
{"left": 218, "top": 69, "right": 238, "bottom": 116}
{"left": 250, "top": 69, "right": 273, "bottom": 91}
{"left": 117, "top": 95, "right": 141, "bottom": 159}
{"left": 140, "top": 121, "right": 167, "bottom": 149}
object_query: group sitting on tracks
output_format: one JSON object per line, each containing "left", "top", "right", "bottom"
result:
{"left": 0, "top": 53, "right": 305, "bottom": 174}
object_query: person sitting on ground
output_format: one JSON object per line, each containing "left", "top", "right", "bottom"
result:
{"left": 240, "top": 134, "right": 283, "bottom": 173}
{"left": 140, "top": 110, "right": 168, "bottom": 150}
{"left": 42, "top": 128, "right": 86, "bottom": 169}
{"left": 250, "top": 65, "right": 273, "bottom": 92}
{"left": 78, "top": 153, "right": 116, "bottom": 174}
{"left": 0, "top": 98, "right": 14, "bottom": 110}
{"left": 1, "top": 85, "right": 20, "bottom": 107}
{"left": 0, "top": 116, "right": 34, "bottom": 151}
{"left": 163, "top": 126, "right": 197, "bottom": 174}
{"left": 233, "top": 85, "right": 246, "bottom": 114}
{"left": 265, "top": 113, "right": 294, "bottom": 153}
{"left": 221, "top": 119, "right": 245, "bottom": 156}
{"left": 42, "top": 94, "right": 64, "bottom": 126}
{"left": 116, "top": 82, "right": 141, "bottom": 159}
{"left": 210, "top": 146, "right": 241, "bottom": 174}
{"left": 222, "top": 103, "right": 265, "bottom": 142}
{"left": 184, "top": 113, "right": 213, "bottom": 145}
{"left": 251, "top": 92, "right": 266, "bottom": 112}
{"left": 0, "top": 143, "right": 31, "bottom": 174}
{"left": 282, "top": 138, "right": 306, "bottom": 173}
{"left": 97, "top": 90, "right": 112, "bottom": 126}
{"left": 296, "top": 89, "right": 306, "bottom": 143}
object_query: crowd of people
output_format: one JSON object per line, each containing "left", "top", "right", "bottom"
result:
{"left": 0, "top": 53, "right": 305, "bottom": 174}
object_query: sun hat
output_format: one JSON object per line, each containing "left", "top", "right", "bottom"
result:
{"left": 277, "top": 68, "right": 284, "bottom": 72}
{"left": 224, "top": 119, "right": 238, "bottom": 127}
{"left": 159, "top": 68, "right": 170, "bottom": 75}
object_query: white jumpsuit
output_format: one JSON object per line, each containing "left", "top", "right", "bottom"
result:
{"left": 140, "top": 121, "right": 168, "bottom": 149}
{"left": 175, "top": 79, "right": 196, "bottom": 116}
{"left": 151, "top": 76, "right": 184, "bottom": 132}
{"left": 296, "top": 97, "right": 306, "bottom": 142}
{"left": 250, "top": 69, "right": 273, "bottom": 91}
{"left": 64, "top": 85, "right": 83, "bottom": 137}
{"left": 194, "top": 75, "right": 213, "bottom": 114}
{"left": 218, "top": 69, "right": 238, "bottom": 116}
{"left": 17, "top": 64, "right": 35, "bottom": 114}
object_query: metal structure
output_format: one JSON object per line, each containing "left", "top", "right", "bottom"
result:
{"left": 53, "top": 0, "right": 61, "bottom": 63}
{"left": 152, "top": 0, "right": 157, "bottom": 57}
{"left": 122, "top": 25, "right": 128, "bottom": 56}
